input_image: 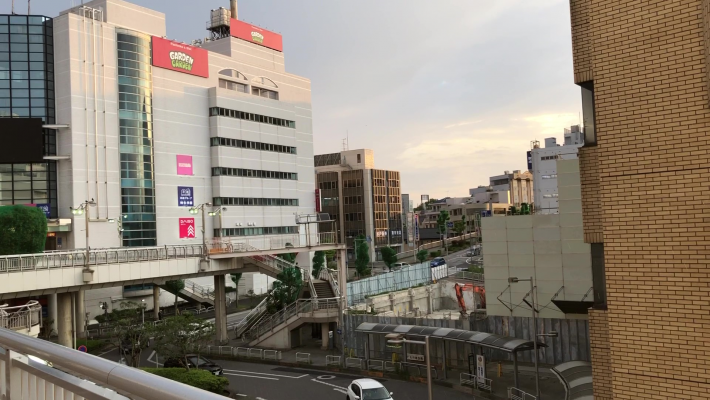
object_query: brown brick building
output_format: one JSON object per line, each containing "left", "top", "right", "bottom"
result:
{"left": 569, "top": 0, "right": 710, "bottom": 398}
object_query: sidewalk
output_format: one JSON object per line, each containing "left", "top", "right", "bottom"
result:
{"left": 207, "top": 343, "right": 566, "bottom": 400}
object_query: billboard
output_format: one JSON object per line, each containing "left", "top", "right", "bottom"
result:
{"left": 0, "top": 118, "right": 44, "bottom": 163}
{"left": 179, "top": 218, "right": 196, "bottom": 239}
{"left": 231, "top": 19, "right": 283, "bottom": 52}
{"left": 152, "top": 36, "right": 209, "bottom": 78}
{"left": 178, "top": 186, "right": 194, "bottom": 207}
{"left": 176, "top": 155, "right": 193, "bottom": 176}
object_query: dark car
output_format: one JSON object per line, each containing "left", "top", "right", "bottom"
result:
{"left": 164, "top": 355, "right": 224, "bottom": 376}
{"left": 430, "top": 257, "right": 447, "bottom": 268}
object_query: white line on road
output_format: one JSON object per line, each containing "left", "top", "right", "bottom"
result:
{"left": 223, "top": 373, "right": 279, "bottom": 380}
{"left": 333, "top": 388, "right": 348, "bottom": 394}
{"left": 97, "top": 347, "right": 117, "bottom": 357}
{"left": 222, "top": 369, "right": 308, "bottom": 379}
{"left": 256, "top": 397, "right": 268, "bottom": 400}
{"left": 311, "top": 378, "right": 348, "bottom": 391}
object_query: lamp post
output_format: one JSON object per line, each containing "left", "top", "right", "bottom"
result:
{"left": 509, "top": 276, "right": 540, "bottom": 398}
{"left": 98, "top": 301, "right": 108, "bottom": 316}
{"left": 140, "top": 299, "right": 146, "bottom": 324}
{"left": 108, "top": 214, "right": 128, "bottom": 244}
{"left": 70, "top": 199, "right": 96, "bottom": 273}
{"left": 387, "top": 333, "right": 432, "bottom": 400}
{"left": 208, "top": 207, "right": 227, "bottom": 238}
{"left": 189, "top": 203, "right": 212, "bottom": 258}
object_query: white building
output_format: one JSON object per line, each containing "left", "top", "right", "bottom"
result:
{"left": 50, "top": 0, "right": 317, "bottom": 316}
{"left": 469, "top": 170, "right": 533, "bottom": 206}
{"left": 530, "top": 126, "right": 584, "bottom": 214}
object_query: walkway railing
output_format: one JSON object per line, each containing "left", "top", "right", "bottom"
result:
{"left": 448, "top": 270, "right": 485, "bottom": 285}
{"left": 319, "top": 268, "right": 341, "bottom": 298}
{"left": 0, "top": 301, "right": 42, "bottom": 334}
{"left": 244, "top": 298, "right": 340, "bottom": 341}
{"left": 0, "top": 328, "right": 225, "bottom": 400}
{"left": 232, "top": 296, "right": 270, "bottom": 338}
{"left": 209, "top": 232, "right": 337, "bottom": 254}
{"left": 508, "top": 387, "right": 536, "bottom": 400}
{"left": 183, "top": 279, "right": 216, "bottom": 302}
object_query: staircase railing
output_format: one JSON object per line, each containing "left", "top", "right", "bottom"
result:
{"left": 183, "top": 279, "right": 215, "bottom": 301}
{"left": 307, "top": 274, "right": 318, "bottom": 298}
{"left": 319, "top": 268, "right": 341, "bottom": 298}
{"left": 0, "top": 300, "right": 42, "bottom": 333}
{"left": 232, "top": 296, "right": 270, "bottom": 338}
{"left": 244, "top": 298, "right": 340, "bottom": 341}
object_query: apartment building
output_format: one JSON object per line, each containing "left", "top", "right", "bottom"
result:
{"left": 530, "top": 126, "right": 583, "bottom": 214}
{"left": 569, "top": 0, "right": 710, "bottom": 397}
{"left": 315, "top": 149, "right": 403, "bottom": 261}
{"left": 469, "top": 170, "right": 533, "bottom": 206}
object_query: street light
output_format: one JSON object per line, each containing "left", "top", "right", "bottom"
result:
{"left": 189, "top": 203, "right": 212, "bottom": 258}
{"left": 208, "top": 207, "right": 227, "bottom": 238}
{"left": 386, "top": 333, "right": 432, "bottom": 400}
{"left": 108, "top": 214, "right": 128, "bottom": 243}
{"left": 140, "top": 299, "right": 146, "bottom": 324}
{"left": 509, "top": 277, "right": 540, "bottom": 399}
{"left": 70, "top": 199, "right": 96, "bottom": 275}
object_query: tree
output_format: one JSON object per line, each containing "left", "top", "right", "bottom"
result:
{"left": 324, "top": 250, "right": 337, "bottom": 270}
{"left": 312, "top": 251, "right": 325, "bottom": 278}
{"left": 108, "top": 301, "right": 153, "bottom": 368}
{"left": 416, "top": 249, "right": 429, "bottom": 263}
{"left": 453, "top": 220, "right": 466, "bottom": 237}
{"left": 230, "top": 273, "right": 242, "bottom": 308}
{"left": 278, "top": 243, "right": 298, "bottom": 265}
{"left": 164, "top": 280, "right": 185, "bottom": 315}
{"left": 269, "top": 267, "right": 303, "bottom": 311}
{"left": 152, "top": 314, "right": 215, "bottom": 371}
{"left": 354, "top": 235, "right": 370, "bottom": 277}
{"left": 0, "top": 205, "right": 47, "bottom": 255}
{"left": 380, "top": 247, "right": 398, "bottom": 271}
{"left": 436, "top": 210, "right": 451, "bottom": 255}
{"left": 413, "top": 198, "right": 439, "bottom": 212}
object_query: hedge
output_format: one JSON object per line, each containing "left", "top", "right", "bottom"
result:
{"left": 142, "top": 368, "right": 228, "bottom": 394}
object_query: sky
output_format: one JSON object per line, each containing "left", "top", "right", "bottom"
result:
{"left": 2, "top": 0, "right": 582, "bottom": 206}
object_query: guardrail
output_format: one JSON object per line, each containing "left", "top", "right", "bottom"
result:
{"left": 243, "top": 298, "right": 340, "bottom": 341}
{"left": 367, "top": 359, "right": 384, "bottom": 371}
{"left": 384, "top": 361, "right": 401, "bottom": 372}
{"left": 0, "top": 301, "right": 42, "bottom": 334}
{"left": 296, "top": 352, "right": 310, "bottom": 364}
{"left": 319, "top": 268, "right": 341, "bottom": 298}
{"left": 0, "top": 328, "right": 225, "bottom": 400}
{"left": 346, "top": 357, "right": 364, "bottom": 369}
{"left": 326, "top": 355, "right": 341, "bottom": 366}
{"left": 508, "top": 387, "right": 536, "bottom": 400}
{"left": 396, "top": 233, "right": 477, "bottom": 258}
{"left": 248, "top": 348, "right": 263, "bottom": 359}
{"left": 449, "top": 270, "right": 484, "bottom": 284}
{"left": 401, "top": 362, "right": 438, "bottom": 379}
{"left": 208, "top": 232, "right": 338, "bottom": 254}
{"left": 460, "top": 373, "right": 492, "bottom": 392}
{"left": 263, "top": 350, "right": 281, "bottom": 361}
{"left": 183, "top": 280, "right": 216, "bottom": 301}
{"left": 233, "top": 296, "right": 269, "bottom": 338}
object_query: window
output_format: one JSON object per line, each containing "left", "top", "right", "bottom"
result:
{"left": 210, "top": 137, "right": 296, "bottom": 154}
{"left": 591, "top": 243, "right": 606, "bottom": 308}
{"left": 357, "top": 154, "right": 361, "bottom": 163}
{"left": 251, "top": 86, "right": 279, "bottom": 100}
{"left": 212, "top": 167, "right": 297, "bottom": 180}
{"left": 213, "top": 197, "right": 298, "bottom": 207}
{"left": 252, "top": 76, "right": 277, "bottom": 87}
{"left": 218, "top": 69, "right": 247, "bottom": 80}
{"left": 216, "top": 225, "right": 298, "bottom": 238}
{"left": 219, "top": 78, "right": 247, "bottom": 93}
{"left": 208, "top": 107, "right": 294, "bottom": 128}
{"left": 580, "top": 81, "right": 596, "bottom": 145}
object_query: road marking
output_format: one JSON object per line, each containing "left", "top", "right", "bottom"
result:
{"left": 333, "top": 388, "right": 348, "bottom": 394}
{"left": 223, "top": 369, "right": 308, "bottom": 379}
{"left": 318, "top": 375, "right": 335, "bottom": 380}
{"left": 97, "top": 348, "right": 117, "bottom": 357}
{"left": 256, "top": 397, "right": 268, "bottom": 400}
{"left": 235, "top": 395, "right": 247, "bottom": 397}
{"left": 223, "top": 372, "right": 279, "bottom": 380}
{"left": 146, "top": 351, "right": 163, "bottom": 366}
{"left": 312, "top": 378, "right": 348, "bottom": 391}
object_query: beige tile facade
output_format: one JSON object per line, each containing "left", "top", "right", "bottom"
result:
{"left": 570, "top": 0, "right": 710, "bottom": 397}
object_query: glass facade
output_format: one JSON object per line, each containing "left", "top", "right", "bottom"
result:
{"left": 0, "top": 15, "right": 57, "bottom": 217}
{"left": 116, "top": 30, "right": 156, "bottom": 247}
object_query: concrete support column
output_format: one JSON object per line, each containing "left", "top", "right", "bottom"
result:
{"left": 214, "top": 275, "right": 228, "bottom": 344}
{"left": 57, "top": 292, "right": 72, "bottom": 348}
{"left": 337, "top": 248, "right": 347, "bottom": 363}
{"left": 153, "top": 285, "right": 160, "bottom": 320}
{"left": 75, "top": 290, "right": 85, "bottom": 338}
{"left": 321, "top": 323, "right": 330, "bottom": 350}
{"left": 47, "top": 293, "right": 57, "bottom": 335}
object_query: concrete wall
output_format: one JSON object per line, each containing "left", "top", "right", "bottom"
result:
{"left": 483, "top": 159, "right": 591, "bottom": 319}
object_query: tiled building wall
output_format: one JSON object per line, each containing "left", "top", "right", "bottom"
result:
{"left": 578, "top": 147, "right": 602, "bottom": 243}
{"left": 569, "top": 0, "right": 593, "bottom": 83}
{"left": 571, "top": 0, "right": 710, "bottom": 397}
{"left": 588, "top": 309, "right": 611, "bottom": 400}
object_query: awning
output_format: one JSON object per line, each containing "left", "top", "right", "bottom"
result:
{"left": 355, "top": 323, "right": 546, "bottom": 353}
{"left": 551, "top": 361, "right": 593, "bottom": 400}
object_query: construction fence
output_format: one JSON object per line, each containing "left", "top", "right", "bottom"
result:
{"left": 346, "top": 262, "right": 432, "bottom": 306}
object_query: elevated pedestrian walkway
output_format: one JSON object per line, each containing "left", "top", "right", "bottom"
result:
{"left": 0, "top": 301, "right": 42, "bottom": 338}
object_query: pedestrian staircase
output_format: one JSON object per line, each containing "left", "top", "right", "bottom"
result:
{"left": 160, "top": 279, "right": 215, "bottom": 307}
{"left": 313, "top": 280, "right": 335, "bottom": 298}
{"left": 0, "top": 301, "right": 42, "bottom": 338}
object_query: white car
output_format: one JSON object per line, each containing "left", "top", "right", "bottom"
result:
{"left": 346, "top": 378, "right": 393, "bottom": 400}
{"left": 391, "top": 262, "right": 410, "bottom": 271}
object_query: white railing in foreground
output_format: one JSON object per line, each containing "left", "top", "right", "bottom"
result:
{"left": 0, "top": 301, "right": 42, "bottom": 332}
{"left": 0, "top": 328, "right": 225, "bottom": 400}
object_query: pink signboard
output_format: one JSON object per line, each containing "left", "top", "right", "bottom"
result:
{"left": 179, "top": 218, "right": 196, "bottom": 239}
{"left": 152, "top": 36, "right": 210, "bottom": 78}
{"left": 177, "top": 155, "right": 193, "bottom": 176}
{"left": 230, "top": 19, "right": 283, "bottom": 52}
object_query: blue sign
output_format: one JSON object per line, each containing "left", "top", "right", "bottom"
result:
{"left": 77, "top": 345, "right": 87, "bottom": 353}
{"left": 337, "top": 328, "right": 342, "bottom": 335}
{"left": 36, "top": 203, "right": 50, "bottom": 218}
{"left": 178, "top": 186, "right": 194, "bottom": 207}
{"left": 446, "top": 221, "right": 454, "bottom": 229}
{"left": 481, "top": 210, "right": 492, "bottom": 217}
{"left": 527, "top": 151, "right": 533, "bottom": 171}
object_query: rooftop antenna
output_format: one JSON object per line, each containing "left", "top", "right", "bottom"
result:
{"left": 11, "top": 0, "right": 14, "bottom": 15}
{"left": 28, "top": 0, "right": 30, "bottom": 15}
{"left": 342, "top": 138, "right": 347, "bottom": 151}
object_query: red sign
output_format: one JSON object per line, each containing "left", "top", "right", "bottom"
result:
{"left": 152, "top": 36, "right": 209, "bottom": 78}
{"left": 179, "top": 218, "right": 196, "bottom": 239}
{"left": 231, "top": 19, "right": 283, "bottom": 52}
{"left": 315, "top": 189, "right": 321, "bottom": 213}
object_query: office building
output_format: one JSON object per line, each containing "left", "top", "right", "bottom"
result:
{"left": 529, "top": 126, "right": 583, "bottom": 214}
{"left": 315, "top": 149, "right": 402, "bottom": 261}
{"left": 469, "top": 170, "right": 533, "bottom": 206}
{"left": 569, "top": 0, "right": 710, "bottom": 397}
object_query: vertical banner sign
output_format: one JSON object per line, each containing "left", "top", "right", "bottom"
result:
{"left": 176, "top": 155, "right": 193, "bottom": 176}
{"left": 177, "top": 186, "right": 194, "bottom": 207}
{"left": 179, "top": 218, "right": 196, "bottom": 239}
{"left": 476, "top": 355, "right": 486, "bottom": 384}
{"left": 414, "top": 214, "right": 420, "bottom": 241}
{"left": 151, "top": 36, "right": 209, "bottom": 78}
{"left": 315, "top": 189, "right": 321, "bottom": 213}
{"left": 527, "top": 151, "right": 533, "bottom": 171}
{"left": 230, "top": 19, "right": 283, "bottom": 52}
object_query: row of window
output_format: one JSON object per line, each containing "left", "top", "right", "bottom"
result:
{"left": 209, "top": 107, "right": 295, "bottom": 129}
{"left": 212, "top": 167, "right": 297, "bottom": 180}
{"left": 343, "top": 179, "right": 362, "bottom": 188}
{"left": 252, "top": 87, "right": 279, "bottom": 100}
{"left": 541, "top": 155, "right": 560, "bottom": 161}
{"left": 319, "top": 181, "right": 338, "bottom": 190}
{"left": 216, "top": 226, "right": 299, "bottom": 238}
{"left": 210, "top": 137, "right": 296, "bottom": 155}
{"left": 213, "top": 197, "right": 299, "bottom": 206}
{"left": 345, "top": 213, "right": 364, "bottom": 221}
{"left": 344, "top": 196, "right": 362, "bottom": 205}
{"left": 219, "top": 78, "right": 247, "bottom": 93}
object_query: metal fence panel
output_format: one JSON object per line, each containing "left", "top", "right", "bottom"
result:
{"left": 346, "top": 263, "right": 432, "bottom": 305}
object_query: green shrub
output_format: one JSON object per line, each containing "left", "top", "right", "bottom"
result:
{"left": 429, "top": 250, "right": 441, "bottom": 258}
{"left": 76, "top": 339, "right": 109, "bottom": 354}
{"left": 142, "top": 368, "right": 228, "bottom": 394}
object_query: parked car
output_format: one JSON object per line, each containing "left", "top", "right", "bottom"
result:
{"left": 163, "top": 354, "right": 224, "bottom": 376}
{"left": 391, "top": 262, "right": 410, "bottom": 271}
{"left": 346, "top": 378, "right": 393, "bottom": 400}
